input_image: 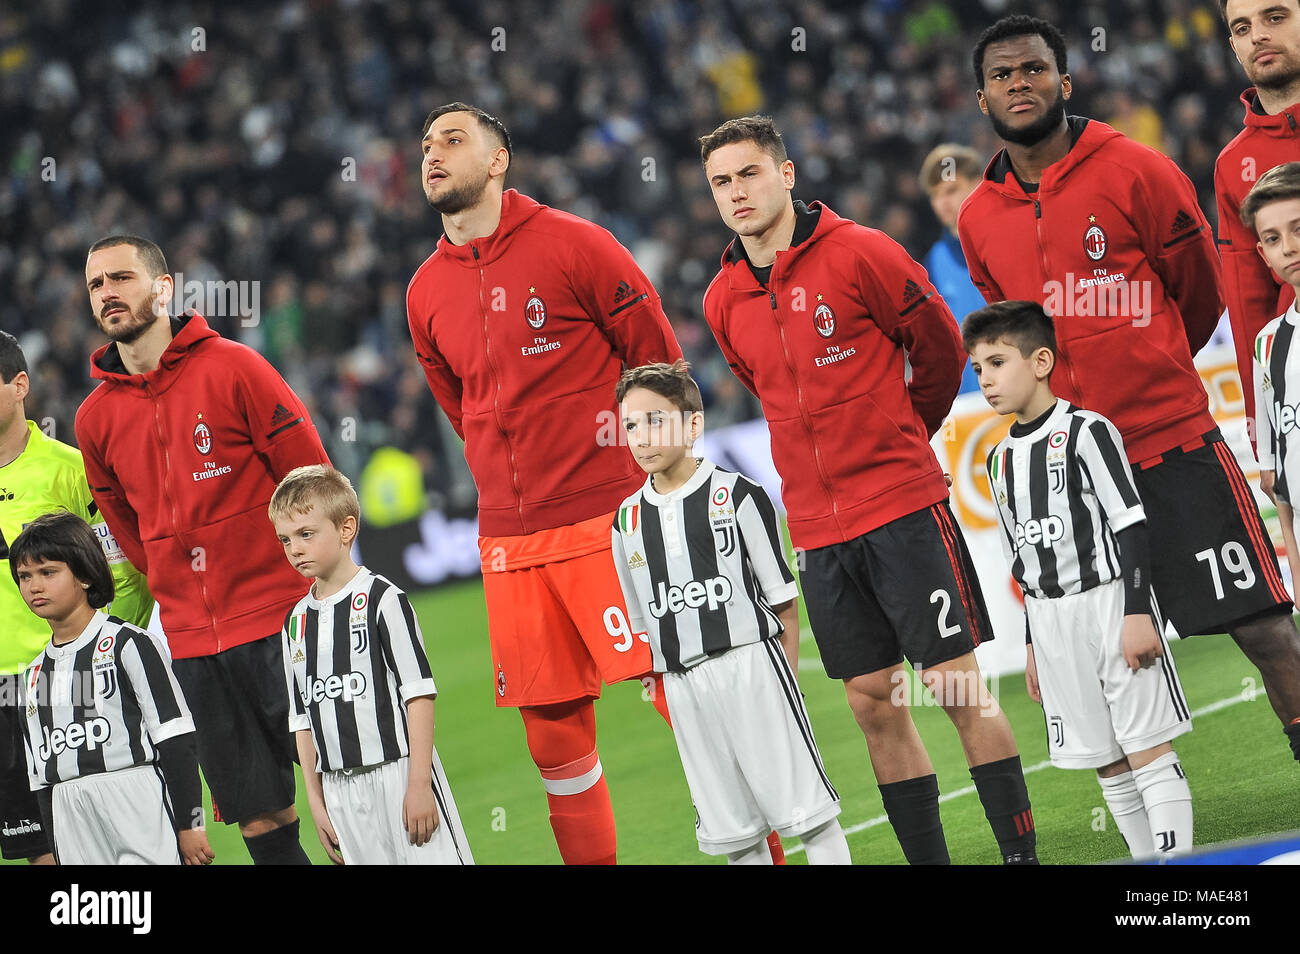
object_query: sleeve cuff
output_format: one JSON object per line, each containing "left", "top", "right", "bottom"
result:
{"left": 399, "top": 678, "right": 438, "bottom": 704}
{"left": 150, "top": 717, "right": 196, "bottom": 745}
{"left": 1108, "top": 506, "right": 1146, "bottom": 535}
{"left": 288, "top": 715, "right": 311, "bottom": 733}
{"left": 764, "top": 581, "right": 800, "bottom": 606}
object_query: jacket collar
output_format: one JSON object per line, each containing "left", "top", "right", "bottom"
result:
{"left": 984, "top": 116, "right": 1106, "bottom": 194}
{"left": 90, "top": 311, "right": 217, "bottom": 388}
{"left": 1239, "top": 87, "right": 1300, "bottom": 135}
{"left": 434, "top": 189, "right": 548, "bottom": 267}
{"left": 718, "top": 199, "right": 844, "bottom": 289}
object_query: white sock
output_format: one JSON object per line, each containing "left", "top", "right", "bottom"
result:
{"left": 1097, "top": 770, "right": 1154, "bottom": 858}
{"left": 800, "top": 818, "right": 851, "bottom": 865}
{"left": 726, "top": 839, "right": 773, "bottom": 865}
{"left": 1132, "top": 751, "right": 1193, "bottom": 856}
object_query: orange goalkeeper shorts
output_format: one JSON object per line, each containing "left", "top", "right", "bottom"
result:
{"left": 480, "top": 512, "right": 652, "bottom": 708}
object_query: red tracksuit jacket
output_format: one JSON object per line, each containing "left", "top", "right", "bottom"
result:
{"left": 75, "top": 312, "right": 329, "bottom": 659}
{"left": 958, "top": 118, "right": 1223, "bottom": 464}
{"left": 406, "top": 189, "right": 682, "bottom": 537}
{"left": 1216, "top": 87, "right": 1300, "bottom": 435}
{"left": 702, "top": 202, "right": 964, "bottom": 550}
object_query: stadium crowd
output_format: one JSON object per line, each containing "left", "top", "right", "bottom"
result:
{"left": 0, "top": 0, "right": 1250, "bottom": 509}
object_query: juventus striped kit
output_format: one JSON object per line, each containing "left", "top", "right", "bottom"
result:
{"left": 283, "top": 567, "right": 472, "bottom": 864}
{"left": 610, "top": 460, "right": 841, "bottom": 855}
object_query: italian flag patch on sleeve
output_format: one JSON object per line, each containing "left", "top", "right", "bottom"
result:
{"left": 617, "top": 504, "right": 639, "bottom": 535}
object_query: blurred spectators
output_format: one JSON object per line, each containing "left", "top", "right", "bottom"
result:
{"left": 0, "top": 0, "right": 1246, "bottom": 507}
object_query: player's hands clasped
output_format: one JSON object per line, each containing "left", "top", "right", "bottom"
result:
{"left": 403, "top": 782, "right": 440, "bottom": 847}
{"left": 179, "top": 828, "right": 215, "bottom": 865}
{"left": 1121, "top": 615, "right": 1164, "bottom": 671}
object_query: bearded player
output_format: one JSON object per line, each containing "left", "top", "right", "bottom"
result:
{"left": 1216, "top": 0, "right": 1300, "bottom": 441}
{"left": 407, "top": 103, "right": 787, "bottom": 864}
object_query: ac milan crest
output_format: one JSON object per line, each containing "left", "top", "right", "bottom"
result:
{"left": 525, "top": 287, "right": 547, "bottom": 330}
{"left": 814, "top": 301, "right": 836, "bottom": 338}
{"left": 193, "top": 420, "right": 212, "bottom": 455}
{"left": 1083, "top": 224, "right": 1107, "bottom": 261}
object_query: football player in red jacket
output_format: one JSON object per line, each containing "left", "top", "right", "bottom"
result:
{"left": 407, "top": 104, "right": 787, "bottom": 864}
{"left": 699, "top": 116, "right": 1037, "bottom": 865}
{"left": 962, "top": 15, "right": 1300, "bottom": 772}
{"left": 1216, "top": 0, "right": 1300, "bottom": 441}
{"left": 77, "top": 236, "right": 330, "bottom": 864}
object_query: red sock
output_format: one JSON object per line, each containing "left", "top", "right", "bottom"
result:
{"left": 767, "top": 831, "right": 787, "bottom": 865}
{"left": 522, "top": 702, "right": 618, "bottom": 864}
{"left": 644, "top": 673, "right": 672, "bottom": 726}
{"left": 545, "top": 770, "right": 618, "bottom": 865}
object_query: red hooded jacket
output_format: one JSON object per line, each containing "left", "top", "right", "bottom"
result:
{"left": 958, "top": 118, "right": 1223, "bottom": 464}
{"left": 75, "top": 312, "right": 329, "bottom": 659}
{"left": 1215, "top": 88, "right": 1300, "bottom": 437}
{"left": 406, "top": 189, "right": 682, "bottom": 538}
{"left": 702, "top": 201, "right": 964, "bottom": 551}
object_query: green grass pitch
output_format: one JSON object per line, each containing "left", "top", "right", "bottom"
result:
{"left": 9, "top": 577, "right": 1298, "bottom": 865}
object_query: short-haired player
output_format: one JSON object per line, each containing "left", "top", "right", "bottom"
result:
{"left": 1244, "top": 161, "right": 1300, "bottom": 596}
{"left": 964, "top": 301, "right": 1194, "bottom": 858}
{"left": 609, "top": 360, "right": 850, "bottom": 864}
{"left": 11, "top": 512, "right": 212, "bottom": 865}
{"left": 270, "top": 465, "right": 472, "bottom": 865}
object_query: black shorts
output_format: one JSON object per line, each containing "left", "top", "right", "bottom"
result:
{"left": 801, "top": 502, "right": 992, "bottom": 679}
{"left": 172, "top": 634, "right": 297, "bottom": 825}
{"left": 1132, "top": 432, "right": 1293, "bottom": 636}
{"left": 0, "top": 676, "right": 50, "bottom": 860}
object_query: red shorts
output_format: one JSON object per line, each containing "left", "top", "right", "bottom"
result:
{"left": 480, "top": 513, "right": 652, "bottom": 707}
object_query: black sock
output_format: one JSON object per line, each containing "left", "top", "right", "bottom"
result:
{"left": 1285, "top": 720, "right": 1300, "bottom": 762}
{"left": 879, "top": 774, "right": 949, "bottom": 865}
{"left": 244, "top": 820, "right": 311, "bottom": 865}
{"left": 970, "top": 755, "right": 1037, "bottom": 863}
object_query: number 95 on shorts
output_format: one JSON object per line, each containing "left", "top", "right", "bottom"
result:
{"left": 481, "top": 546, "right": 652, "bottom": 707}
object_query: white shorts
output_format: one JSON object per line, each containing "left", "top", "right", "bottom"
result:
{"left": 1026, "top": 579, "right": 1192, "bottom": 770}
{"left": 321, "top": 752, "right": 473, "bottom": 865}
{"left": 663, "top": 639, "right": 841, "bottom": 855}
{"left": 50, "top": 764, "right": 181, "bottom": 865}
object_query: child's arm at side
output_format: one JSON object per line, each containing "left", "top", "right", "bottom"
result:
{"left": 296, "top": 729, "right": 343, "bottom": 865}
{"left": 156, "top": 734, "right": 213, "bottom": 865}
{"left": 403, "top": 695, "right": 439, "bottom": 847}
{"left": 772, "top": 598, "right": 800, "bottom": 679}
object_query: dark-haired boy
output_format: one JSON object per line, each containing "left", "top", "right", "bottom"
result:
{"left": 609, "top": 360, "right": 849, "bottom": 864}
{"left": 0, "top": 331, "right": 153, "bottom": 865}
{"left": 965, "top": 301, "right": 1193, "bottom": 859}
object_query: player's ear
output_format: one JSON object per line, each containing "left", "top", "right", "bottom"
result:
{"left": 687, "top": 410, "right": 704, "bottom": 442}
{"left": 1035, "top": 346, "right": 1056, "bottom": 380}
{"left": 1061, "top": 74, "right": 1071, "bottom": 100}
{"left": 9, "top": 370, "right": 29, "bottom": 404}
{"left": 339, "top": 515, "right": 359, "bottom": 546}
{"left": 1256, "top": 240, "right": 1276, "bottom": 274}
{"left": 976, "top": 89, "right": 989, "bottom": 115}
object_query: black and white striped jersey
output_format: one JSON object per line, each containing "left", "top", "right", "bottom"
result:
{"left": 986, "top": 399, "right": 1145, "bottom": 599}
{"left": 282, "top": 566, "right": 437, "bottom": 773}
{"left": 22, "top": 612, "right": 194, "bottom": 788}
{"left": 1254, "top": 304, "right": 1300, "bottom": 503}
{"left": 610, "top": 459, "right": 799, "bottom": 673}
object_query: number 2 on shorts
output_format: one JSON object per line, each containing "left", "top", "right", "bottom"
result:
{"left": 930, "top": 589, "right": 962, "bottom": 639}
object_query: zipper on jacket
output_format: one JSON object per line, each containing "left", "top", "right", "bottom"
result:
{"left": 1032, "top": 198, "right": 1082, "bottom": 402}
{"left": 768, "top": 284, "right": 838, "bottom": 522}
{"left": 147, "top": 381, "right": 218, "bottom": 648}
{"left": 475, "top": 244, "right": 527, "bottom": 533}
